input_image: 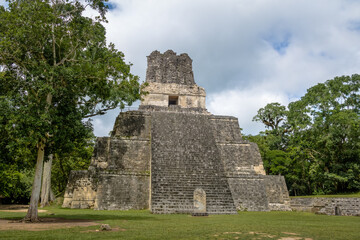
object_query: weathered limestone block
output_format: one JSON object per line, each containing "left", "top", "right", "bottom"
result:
{"left": 249, "top": 143, "right": 266, "bottom": 175}
{"left": 62, "top": 111, "right": 151, "bottom": 210}
{"left": 264, "top": 175, "right": 291, "bottom": 211}
{"left": 89, "top": 138, "right": 150, "bottom": 172}
{"left": 208, "top": 114, "right": 288, "bottom": 211}
{"left": 192, "top": 188, "right": 209, "bottom": 216}
{"left": 210, "top": 116, "right": 243, "bottom": 142}
{"left": 94, "top": 173, "right": 150, "bottom": 210}
{"left": 210, "top": 116, "right": 265, "bottom": 176}
{"left": 146, "top": 50, "right": 195, "bottom": 85}
{"left": 193, "top": 188, "right": 207, "bottom": 213}
{"left": 290, "top": 197, "right": 360, "bottom": 216}
{"left": 111, "top": 111, "right": 151, "bottom": 138}
{"left": 141, "top": 82, "right": 206, "bottom": 109}
{"left": 227, "top": 176, "right": 270, "bottom": 211}
{"left": 140, "top": 50, "right": 207, "bottom": 112}
{"left": 62, "top": 170, "right": 98, "bottom": 209}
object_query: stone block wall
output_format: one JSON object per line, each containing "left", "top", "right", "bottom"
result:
{"left": 62, "top": 111, "right": 151, "bottom": 210}
{"left": 140, "top": 82, "right": 206, "bottom": 110}
{"left": 209, "top": 115, "right": 290, "bottom": 211}
{"left": 90, "top": 138, "right": 150, "bottom": 172}
{"left": 227, "top": 175, "right": 269, "bottom": 211}
{"left": 226, "top": 175, "right": 291, "bottom": 211}
{"left": 62, "top": 170, "right": 98, "bottom": 209}
{"left": 94, "top": 173, "right": 149, "bottom": 210}
{"left": 90, "top": 111, "right": 151, "bottom": 172}
{"left": 141, "top": 50, "right": 207, "bottom": 111}
{"left": 111, "top": 111, "right": 151, "bottom": 138}
{"left": 210, "top": 116, "right": 265, "bottom": 176}
{"left": 141, "top": 83, "right": 206, "bottom": 109}
{"left": 210, "top": 115, "right": 243, "bottom": 142}
{"left": 290, "top": 197, "right": 360, "bottom": 216}
{"left": 146, "top": 50, "right": 195, "bottom": 85}
{"left": 264, "top": 175, "right": 291, "bottom": 211}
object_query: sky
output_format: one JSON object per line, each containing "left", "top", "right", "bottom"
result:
{"left": 3, "top": 0, "right": 360, "bottom": 136}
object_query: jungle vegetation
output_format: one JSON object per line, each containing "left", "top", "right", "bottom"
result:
{"left": 249, "top": 74, "right": 360, "bottom": 196}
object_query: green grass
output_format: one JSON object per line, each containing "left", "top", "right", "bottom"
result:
{"left": 0, "top": 206, "right": 359, "bottom": 240}
{"left": 290, "top": 192, "right": 360, "bottom": 198}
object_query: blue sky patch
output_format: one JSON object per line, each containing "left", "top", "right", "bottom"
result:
{"left": 0, "top": 0, "right": 8, "bottom": 8}
{"left": 348, "top": 21, "right": 360, "bottom": 31}
{"left": 264, "top": 32, "right": 291, "bottom": 55}
{"left": 319, "top": 51, "right": 334, "bottom": 60}
{"left": 104, "top": 2, "right": 117, "bottom": 11}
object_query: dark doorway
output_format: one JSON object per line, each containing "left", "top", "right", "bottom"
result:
{"left": 169, "top": 96, "right": 179, "bottom": 106}
{"left": 335, "top": 206, "right": 341, "bottom": 216}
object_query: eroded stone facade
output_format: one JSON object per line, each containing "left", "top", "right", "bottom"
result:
{"left": 63, "top": 50, "right": 291, "bottom": 213}
{"left": 290, "top": 197, "right": 360, "bottom": 216}
{"left": 140, "top": 50, "right": 207, "bottom": 112}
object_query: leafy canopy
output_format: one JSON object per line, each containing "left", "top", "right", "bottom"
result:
{"left": 0, "top": 0, "right": 143, "bottom": 202}
{"left": 0, "top": 0, "right": 143, "bottom": 145}
{"left": 251, "top": 74, "right": 360, "bottom": 195}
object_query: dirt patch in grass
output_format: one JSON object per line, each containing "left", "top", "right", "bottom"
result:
{"left": 0, "top": 204, "right": 29, "bottom": 210}
{"left": 80, "top": 227, "right": 126, "bottom": 233}
{"left": 278, "top": 238, "right": 313, "bottom": 240}
{"left": 214, "top": 231, "right": 312, "bottom": 240}
{"left": 282, "top": 232, "right": 300, "bottom": 235}
{"left": 0, "top": 204, "right": 47, "bottom": 213}
{"left": 0, "top": 218, "right": 100, "bottom": 231}
{"left": 0, "top": 209, "right": 48, "bottom": 213}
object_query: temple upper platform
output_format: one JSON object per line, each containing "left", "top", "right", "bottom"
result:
{"left": 139, "top": 50, "right": 207, "bottom": 113}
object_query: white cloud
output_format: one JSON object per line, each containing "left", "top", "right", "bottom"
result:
{"left": 0, "top": 0, "right": 8, "bottom": 8}
{"left": 91, "top": 109, "right": 120, "bottom": 137}
{"left": 87, "top": 0, "right": 360, "bottom": 135}
{"left": 207, "top": 87, "right": 290, "bottom": 135}
{"left": 3, "top": 0, "right": 357, "bottom": 136}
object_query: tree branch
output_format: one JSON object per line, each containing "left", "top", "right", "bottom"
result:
{"left": 83, "top": 106, "right": 118, "bottom": 118}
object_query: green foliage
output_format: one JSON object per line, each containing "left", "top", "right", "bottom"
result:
{"left": 0, "top": 0, "right": 143, "bottom": 203}
{"left": 0, "top": 97, "right": 36, "bottom": 202}
{"left": 0, "top": 0, "right": 142, "bottom": 143}
{"left": 252, "top": 103, "right": 290, "bottom": 150}
{"left": 252, "top": 102, "right": 288, "bottom": 132}
{"left": 291, "top": 191, "right": 360, "bottom": 198}
{"left": 51, "top": 138, "right": 94, "bottom": 197}
{"left": 0, "top": 166, "right": 34, "bottom": 203}
{"left": 251, "top": 74, "right": 360, "bottom": 196}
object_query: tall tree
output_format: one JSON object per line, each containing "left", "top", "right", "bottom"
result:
{"left": 253, "top": 102, "right": 290, "bottom": 150}
{"left": 252, "top": 74, "right": 360, "bottom": 195}
{"left": 0, "top": 0, "right": 143, "bottom": 221}
{"left": 253, "top": 102, "right": 288, "bottom": 132}
{"left": 40, "top": 154, "right": 55, "bottom": 207}
{"left": 288, "top": 74, "right": 360, "bottom": 194}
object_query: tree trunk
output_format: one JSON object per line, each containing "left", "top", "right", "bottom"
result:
{"left": 40, "top": 154, "right": 54, "bottom": 207}
{"left": 24, "top": 141, "right": 45, "bottom": 222}
{"left": 24, "top": 93, "right": 52, "bottom": 222}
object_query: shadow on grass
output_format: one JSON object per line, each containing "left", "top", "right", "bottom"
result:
{"left": 45, "top": 213, "right": 159, "bottom": 221}
{"left": 47, "top": 207, "right": 162, "bottom": 221}
{"left": 1, "top": 210, "right": 160, "bottom": 222}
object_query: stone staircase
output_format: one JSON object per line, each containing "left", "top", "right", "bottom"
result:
{"left": 150, "top": 112, "right": 237, "bottom": 214}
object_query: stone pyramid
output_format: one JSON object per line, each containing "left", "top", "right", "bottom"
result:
{"left": 63, "top": 50, "right": 291, "bottom": 214}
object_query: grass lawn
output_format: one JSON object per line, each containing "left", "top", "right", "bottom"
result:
{"left": 0, "top": 206, "right": 359, "bottom": 240}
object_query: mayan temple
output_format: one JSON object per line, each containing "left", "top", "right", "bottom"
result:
{"left": 63, "top": 50, "right": 291, "bottom": 214}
